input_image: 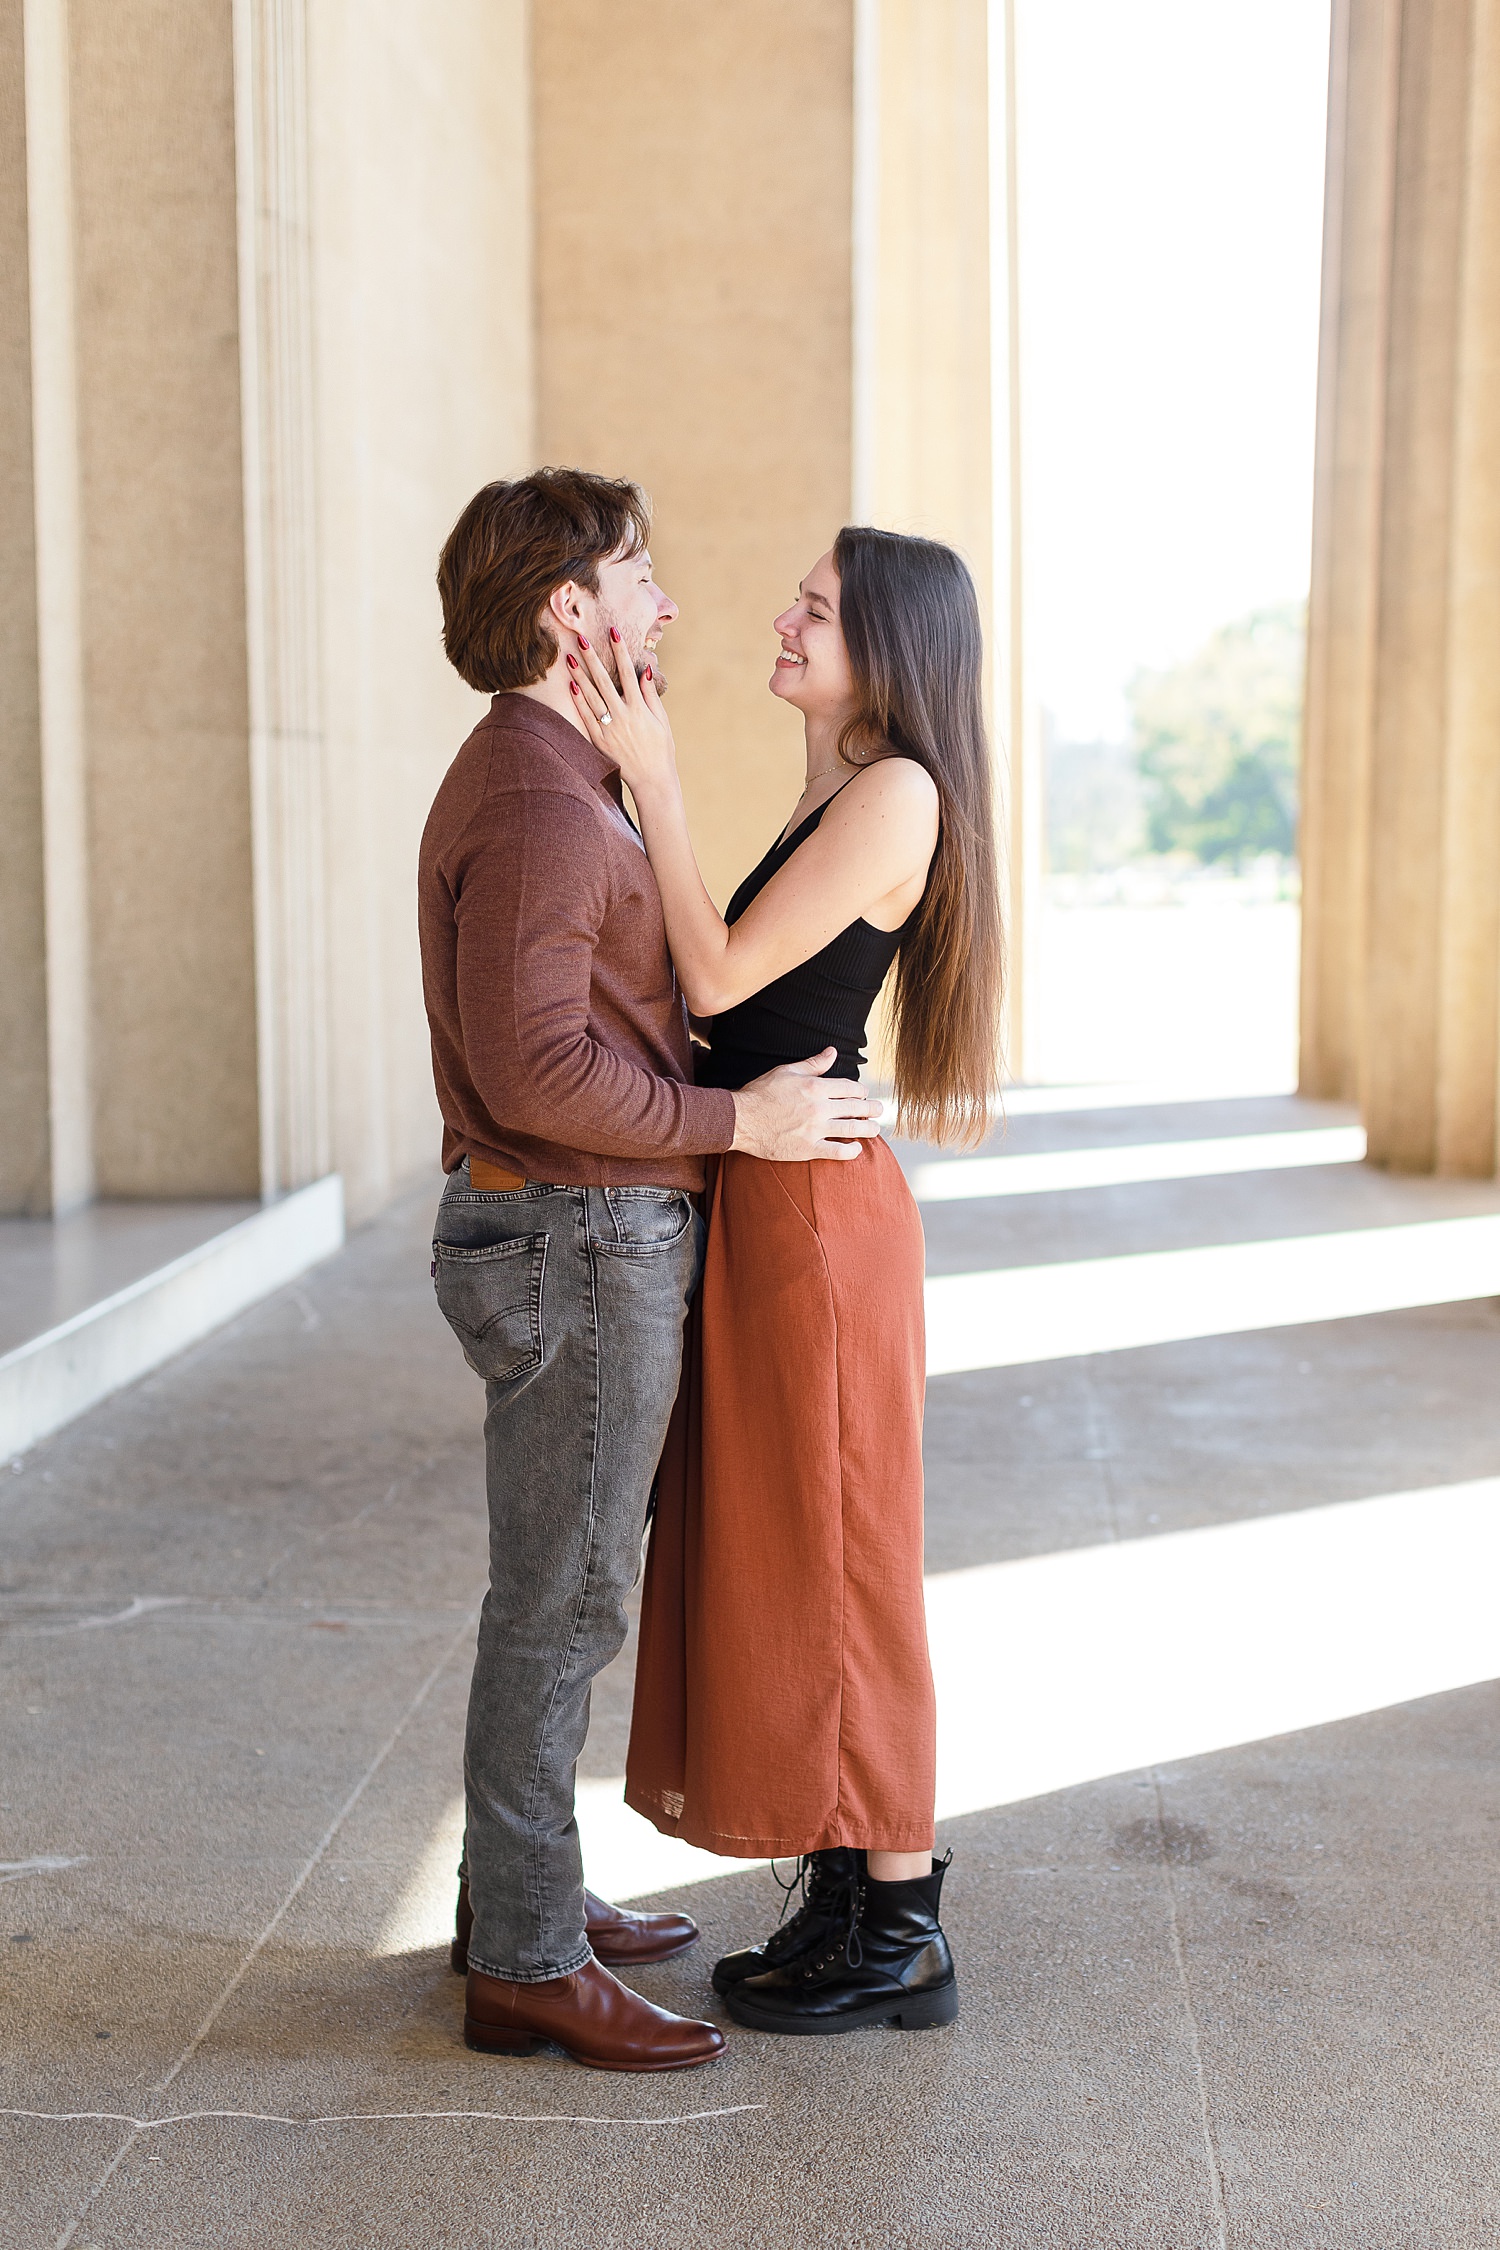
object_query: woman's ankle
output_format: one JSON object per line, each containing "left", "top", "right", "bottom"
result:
{"left": 866, "top": 1848, "right": 934, "bottom": 1883}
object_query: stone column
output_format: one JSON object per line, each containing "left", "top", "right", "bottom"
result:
{"left": 68, "top": 0, "right": 262, "bottom": 1198}
{"left": 533, "top": 0, "right": 857, "bottom": 906}
{"left": 852, "top": 0, "right": 994, "bottom": 578}
{"left": 6, "top": 0, "right": 534, "bottom": 1223}
{"left": 6, "top": 0, "right": 265, "bottom": 1209}
{"left": 1, "top": 0, "right": 92, "bottom": 1216}
{"left": 1301, "top": 0, "right": 1500, "bottom": 1177}
{"left": 533, "top": 0, "right": 998, "bottom": 931}
{"left": 1433, "top": 0, "right": 1500, "bottom": 1173}
{"left": 853, "top": 0, "right": 1011, "bottom": 1073}
{"left": 306, "top": 0, "right": 535, "bottom": 1221}
{"left": 0, "top": 0, "right": 48, "bottom": 1212}
{"left": 305, "top": 0, "right": 534, "bottom": 1221}
{"left": 234, "top": 0, "right": 330, "bottom": 1199}
{"left": 1299, "top": 0, "right": 1402, "bottom": 1109}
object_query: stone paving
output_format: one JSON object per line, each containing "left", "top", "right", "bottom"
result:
{"left": 3, "top": 1098, "right": 1499, "bottom": 2248}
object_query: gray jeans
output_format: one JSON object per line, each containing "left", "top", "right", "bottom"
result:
{"left": 432, "top": 1160, "right": 703, "bottom": 1981}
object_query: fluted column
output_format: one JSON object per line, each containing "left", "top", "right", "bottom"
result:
{"left": 1299, "top": 0, "right": 1402, "bottom": 1108}
{"left": 1, "top": 0, "right": 91, "bottom": 1215}
{"left": 69, "top": 0, "right": 262, "bottom": 1197}
{"left": 233, "top": 0, "right": 330, "bottom": 1197}
{"left": 5, "top": 0, "right": 531, "bottom": 1222}
{"left": 852, "top": 0, "right": 1013, "bottom": 1071}
{"left": 852, "top": 0, "right": 994, "bottom": 577}
{"left": 1363, "top": 0, "right": 1478, "bottom": 1168}
{"left": 1432, "top": 0, "right": 1500, "bottom": 1171}
{"left": 534, "top": 0, "right": 856, "bottom": 907}
{"left": 1301, "top": 0, "right": 1500, "bottom": 1177}
{"left": 534, "top": 0, "right": 1000, "bottom": 955}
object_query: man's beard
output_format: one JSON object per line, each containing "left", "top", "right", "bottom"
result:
{"left": 600, "top": 613, "right": 666, "bottom": 696}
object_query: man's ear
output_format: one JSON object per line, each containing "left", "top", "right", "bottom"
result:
{"left": 547, "top": 579, "right": 587, "bottom": 641}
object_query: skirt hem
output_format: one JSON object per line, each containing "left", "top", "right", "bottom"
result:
{"left": 623, "top": 1784, "right": 935, "bottom": 1862}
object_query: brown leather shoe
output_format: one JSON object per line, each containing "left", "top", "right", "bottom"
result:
{"left": 451, "top": 1881, "right": 698, "bottom": 1975}
{"left": 464, "top": 1957, "right": 725, "bottom": 2071}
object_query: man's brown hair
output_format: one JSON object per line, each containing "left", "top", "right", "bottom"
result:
{"left": 437, "top": 467, "right": 652, "bottom": 693}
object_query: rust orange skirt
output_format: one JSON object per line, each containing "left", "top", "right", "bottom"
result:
{"left": 625, "top": 1137, "right": 936, "bottom": 1858}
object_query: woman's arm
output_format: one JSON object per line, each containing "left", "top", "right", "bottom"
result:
{"left": 569, "top": 640, "right": 938, "bottom": 1016}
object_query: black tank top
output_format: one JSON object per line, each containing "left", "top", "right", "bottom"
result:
{"left": 696, "top": 785, "right": 912, "bottom": 1091}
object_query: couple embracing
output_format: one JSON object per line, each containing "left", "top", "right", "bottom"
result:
{"left": 417, "top": 467, "right": 1003, "bottom": 2072}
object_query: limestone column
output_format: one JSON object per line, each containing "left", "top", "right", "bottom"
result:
{"left": 1433, "top": 0, "right": 1500, "bottom": 1173}
{"left": 1299, "top": 0, "right": 1402, "bottom": 1106}
{"left": 853, "top": 0, "right": 994, "bottom": 575}
{"left": 533, "top": 0, "right": 999, "bottom": 938}
{"left": 852, "top": 0, "right": 1011, "bottom": 1073}
{"left": 0, "top": 0, "right": 49, "bottom": 1213}
{"left": 305, "top": 0, "right": 534, "bottom": 1221}
{"left": 68, "top": 0, "right": 262, "bottom": 1198}
{"left": 7, "top": 0, "right": 533, "bottom": 1223}
{"left": 533, "top": 0, "right": 855, "bottom": 905}
{"left": 233, "top": 0, "right": 330, "bottom": 1199}
{"left": 2, "top": 0, "right": 93, "bottom": 1216}
{"left": 1363, "top": 0, "right": 1478, "bottom": 1169}
{"left": 1301, "top": 0, "right": 1500, "bottom": 1178}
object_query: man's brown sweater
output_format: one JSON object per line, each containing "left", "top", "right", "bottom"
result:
{"left": 418, "top": 694, "right": 736, "bottom": 1189}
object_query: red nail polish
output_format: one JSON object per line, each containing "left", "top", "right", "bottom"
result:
{"left": 609, "top": 626, "right": 621, "bottom": 643}
{"left": 569, "top": 680, "right": 579, "bottom": 694}
{"left": 566, "top": 653, "right": 578, "bottom": 670}
{"left": 577, "top": 636, "right": 589, "bottom": 650}
{"left": 644, "top": 667, "right": 652, "bottom": 681}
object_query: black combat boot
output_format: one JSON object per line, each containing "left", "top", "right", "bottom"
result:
{"left": 724, "top": 1854, "right": 958, "bottom": 2035}
{"left": 711, "top": 1849, "right": 865, "bottom": 1997}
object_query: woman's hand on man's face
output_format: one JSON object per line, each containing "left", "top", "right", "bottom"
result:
{"left": 567, "top": 631, "right": 678, "bottom": 796}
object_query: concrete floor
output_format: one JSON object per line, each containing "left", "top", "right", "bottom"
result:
{"left": 3, "top": 1097, "right": 1499, "bottom": 2248}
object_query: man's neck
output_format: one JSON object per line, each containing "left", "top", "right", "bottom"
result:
{"left": 514, "top": 662, "right": 591, "bottom": 740}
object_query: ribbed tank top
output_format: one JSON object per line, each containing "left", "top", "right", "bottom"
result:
{"left": 696, "top": 786, "right": 911, "bottom": 1092}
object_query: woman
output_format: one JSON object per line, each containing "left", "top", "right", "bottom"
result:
{"left": 568, "top": 525, "right": 1004, "bottom": 2036}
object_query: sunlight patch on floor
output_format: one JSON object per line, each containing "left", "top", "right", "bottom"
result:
{"left": 378, "top": 1478, "right": 1500, "bottom": 1923}
{"left": 375, "top": 1784, "right": 764, "bottom": 1952}
{"left": 925, "top": 1213, "right": 1500, "bottom": 1373}
{"left": 911, "top": 1125, "right": 1366, "bottom": 1202}
{"left": 376, "top": 1795, "right": 465, "bottom": 1956}
{"left": 931, "top": 1475, "right": 1500, "bottom": 1818}
{"left": 997, "top": 1078, "right": 1300, "bottom": 1116}
{"left": 574, "top": 1782, "right": 764, "bottom": 1906}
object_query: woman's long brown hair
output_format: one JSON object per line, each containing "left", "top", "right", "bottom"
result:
{"left": 833, "top": 525, "right": 1005, "bottom": 1147}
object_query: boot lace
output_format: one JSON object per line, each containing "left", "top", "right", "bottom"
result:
{"left": 768, "top": 1855, "right": 813, "bottom": 1930}
{"left": 800, "top": 1864, "right": 866, "bottom": 1977}
{"left": 763, "top": 1855, "right": 834, "bottom": 1958}
{"left": 765, "top": 1854, "right": 866, "bottom": 1971}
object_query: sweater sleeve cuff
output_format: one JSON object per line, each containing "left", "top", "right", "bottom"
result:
{"left": 677, "top": 1084, "right": 737, "bottom": 1155}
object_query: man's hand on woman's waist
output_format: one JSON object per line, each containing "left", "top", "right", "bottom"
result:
{"left": 729, "top": 1048, "right": 883, "bottom": 1163}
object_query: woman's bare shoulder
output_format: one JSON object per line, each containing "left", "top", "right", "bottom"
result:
{"left": 833, "top": 754, "right": 940, "bottom": 820}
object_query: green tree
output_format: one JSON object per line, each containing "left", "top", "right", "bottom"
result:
{"left": 1129, "top": 601, "right": 1305, "bottom": 866}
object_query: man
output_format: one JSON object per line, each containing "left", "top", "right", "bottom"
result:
{"left": 418, "top": 468, "right": 880, "bottom": 2071}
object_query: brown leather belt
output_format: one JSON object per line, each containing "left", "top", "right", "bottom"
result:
{"left": 467, "top": 1156, "right": 699, "bottom": 1210}
{"left": 468, "top": 1155, "right": 528, "bottom": 1192}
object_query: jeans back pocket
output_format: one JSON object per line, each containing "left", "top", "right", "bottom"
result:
{"left": 433, "top": 1234, "right": 547, "bottom": 1382}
